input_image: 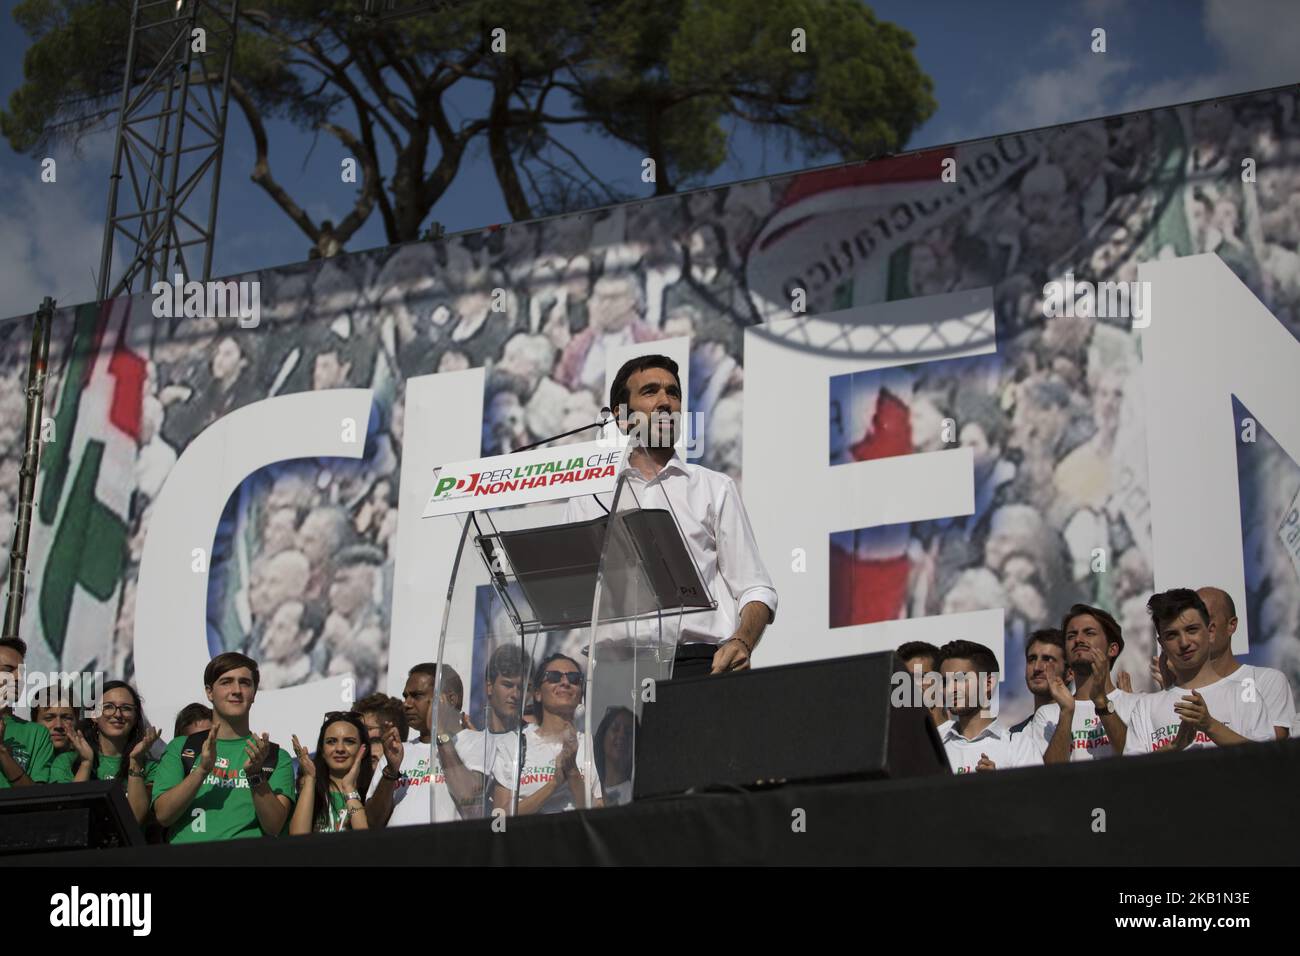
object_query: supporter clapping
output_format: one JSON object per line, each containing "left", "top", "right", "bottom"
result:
{"left": 290, "top": 712, "right": 371, "bottom": 834}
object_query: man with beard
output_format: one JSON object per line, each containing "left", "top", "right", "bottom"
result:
{"left": 1009, "top": 628, "right": 1069, "bottom": 734}
{"left": 1037, "top": 606, "right": 1133, "bottom": 762}
{"left": 1125, "top": 589, "right": 1273, "bottom": 754}
{"left": 937, "top": 640, "right": 1040, "bottom": 774}
{"left": 565, "top": 354, "right": 777, "bottom": 679}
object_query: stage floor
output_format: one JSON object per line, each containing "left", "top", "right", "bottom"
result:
{"left": 17, "top": 739, "right": 1300, "bottom": 866}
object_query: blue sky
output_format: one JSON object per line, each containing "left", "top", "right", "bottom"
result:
{"left": 1, "top": 0, "right": 1297, "bottom": 320}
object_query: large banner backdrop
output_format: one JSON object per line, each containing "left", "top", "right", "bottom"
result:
{"left": 2, "top": 86, "right": 1299, "bottom": 747}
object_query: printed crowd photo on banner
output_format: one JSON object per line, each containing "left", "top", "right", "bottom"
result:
{"left": 1, "top": 85, "right": 1297, "bottom": 743}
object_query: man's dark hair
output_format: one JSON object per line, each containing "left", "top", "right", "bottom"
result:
{"left": 609, "top": 354, "right": 681, "bottom": 417}
{"left": 408, "top": 662, "right": 438, "bottom": 682}
{"left": 937, "top": 640, "right": 999, "bottom": 675}
{"left": 0, "top": 636, "right": 27, "bottom": 659}
{"left": 1025, "top": 627, "right": 1067, "bottom": 660}
{"left": 353, "top": 693, "right": 408, "bottom": 741}
{"left": 1061, "top": 604, "right": 1125, "bottom": 663}
{"left": 204, "top": 652, "right": 260, "bottom": 690}
{"left": 1147, "top": 588, "right": 1211, "bottom": 634}
{"left": 173, "top": 702, "right": 213, "bottom": 738}
{"left": 487, "top": 644, "right": 526, "bottom": 684}
{"left": 409, "top": 662, "right": 463, "bottom": 705}
{"left": 897, "top": 641, "right": 940, "bottom": 668}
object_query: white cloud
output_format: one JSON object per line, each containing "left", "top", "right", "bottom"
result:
{"left": 0, "top": 129, "right": 121, "bottom": 321}
{"left": 986, "top": 53, "right": 1135, "bottom": 134}
{"left": 951, "top": 0, "right": 1300, "bottom": 144}
{"left": 0, "top": 175, "right": 107, "bottom": 321}
{"left": 1116, "top": 1, "right": 1300, "bottom": 114}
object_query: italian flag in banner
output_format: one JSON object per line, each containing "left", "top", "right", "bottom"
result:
{"left": 26, "top": 298, "right": 144, "bottom": 673}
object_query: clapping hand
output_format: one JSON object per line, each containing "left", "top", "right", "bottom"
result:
{"left": 555, "top": 727, "right": 579, "bottom": 782}
{"left": 130, "top": 726, "right": 160, "bottom": 763}
{"left": 196, "top": 723, "right": 219, "bottom": 775}
{"left": 242, "top": 731, "right": 272, "bottom": 777}
{"left": 71, "top": 726, "right": 96, "bottom": 762}
{"left": 1149, "top": 655, "right": 1167, "bottom": 690}
{"left": 1173, "top": 688, "right": 1212, "bottom": 733}
{"left": 128, "top": 726, "right": 159, "bottom": 775}
{"left": 292, "top": 735, "right": 315, "bottom": 781}
{"left": 1047, "top": 674, "right": 1074, "bottom": 712}
{"left": 381, "top": 725, "right": 404, "bottom": 772}
{"left": 341, "top": 744, "right": 366, "bottom": 792}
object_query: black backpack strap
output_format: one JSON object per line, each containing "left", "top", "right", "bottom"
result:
{"left": 179, "top": 734, "right": 279, "bottom": 778}
{"left": 179, "top": 731, "right": 209, "bottom": 777}
{"left": 260, "top": 742, "right": 280, "bottom": 777}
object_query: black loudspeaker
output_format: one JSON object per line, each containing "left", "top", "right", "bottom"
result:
{"left": 0, "top": 781, "right": 145, "bottom": 856}
{"left": 634, "top": 651, "right": 948, "bottom": 800}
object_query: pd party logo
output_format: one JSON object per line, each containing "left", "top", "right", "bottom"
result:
{"left": 432, "top": 450, "right": 624, "bottom": 501}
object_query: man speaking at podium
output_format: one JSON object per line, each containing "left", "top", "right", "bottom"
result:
{"left": 565, "top": 354, "right": 778, "bottom": 680}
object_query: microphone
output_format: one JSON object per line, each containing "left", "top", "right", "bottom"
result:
{"left": 512, "top": 408, "right": 614, "bottom": 453}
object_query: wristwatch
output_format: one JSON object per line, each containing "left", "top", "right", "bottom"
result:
{"left": 435, "top": 732, "right": 454, "bottom": 747}
{"left": 1094, "top": 698, "right": 1114, "bottom": 717}
{"left": 346, "top": 790, "right": 362, "bottom": 802}
{"left": 246, "top": 770, "right": 266, "bottom": 788}
{"left": 381, "top": 764, "right": 402, "bottom": 781}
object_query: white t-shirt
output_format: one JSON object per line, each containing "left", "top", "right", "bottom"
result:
{"left": 1026, "top": 689, "right": 1136, "bottom": 761}
{"left": 366, "top": 734, "right": 488, "bottom": 825}
{"left": 1123, "top": 676, "right": 1274, "bottom": 754}
{"left": 491, "top": 723, "right": 602, "bottom": 814}
{"left": 453, "top": 728, "right": 515, "bottom": 776}
{"left": 1223, "top": 664, "right": 1294, "bottom": 733}
{"left": 938, "top": 719, "right": 1042, "bottom": 774}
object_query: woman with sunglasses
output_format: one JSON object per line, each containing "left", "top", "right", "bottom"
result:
{"left": 491, "top": 653, "right": 603, "bottom": 815}
{"left": 82, "top": 681, "right": 161, "bottom": 825}
{"left": 290, "top": 711, "right": 372, "bottom": 834}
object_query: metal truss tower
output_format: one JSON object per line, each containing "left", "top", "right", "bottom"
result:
{"left": 96, "top": 0, "right": 240, "bottom": 302}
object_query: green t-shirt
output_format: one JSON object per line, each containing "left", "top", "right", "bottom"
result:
{"left": 151, "top": 735, "right": 296, "bottom": 843}
{"left": 46, "top": 750, "right": 160, "bottom": 785}
{"left": 93, "top": 753, "right": 159, "bottom": 785}
{"left": 48, "top": 749, "right": 77, "bottom": 783}
{"left": 0, "top": 716, "right": 54, "bottom": 787}
{"left": 314, "top": 789, "right": 350, "bottom": 833}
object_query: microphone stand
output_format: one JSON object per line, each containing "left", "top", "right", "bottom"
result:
{"left": 512, "top": 413, "right": 613, "bottom": 453}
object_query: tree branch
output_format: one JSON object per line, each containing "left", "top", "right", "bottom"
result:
{"left": 227, "top": 77, "right": 318, "bottom": 240}
{"left": 487, "top": 68, "right": 533, "bottom": 220}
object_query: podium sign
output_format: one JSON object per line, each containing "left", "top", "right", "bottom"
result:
{"left": 423, "top": 430, "right": 631, "bottom": 518}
